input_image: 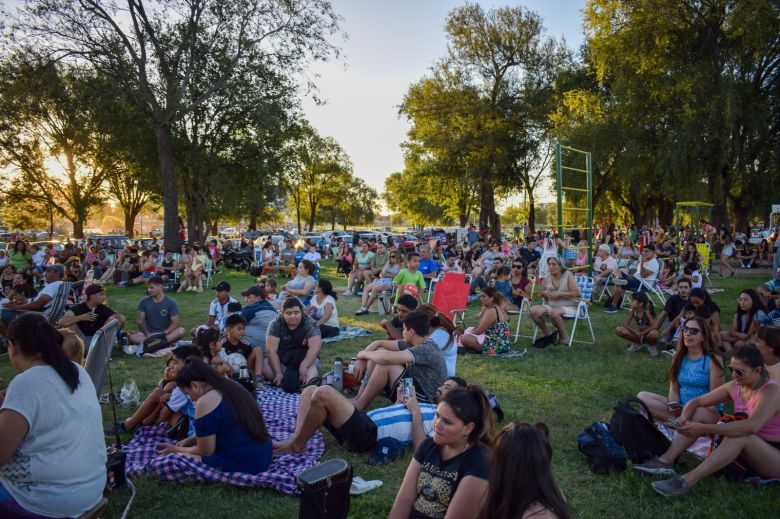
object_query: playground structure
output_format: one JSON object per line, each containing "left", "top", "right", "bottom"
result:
{"left": 555, "top": 143, "right": 593, "bottom": 275}
{"left": 674, "top": 201, "right": 713, "bottom": 238}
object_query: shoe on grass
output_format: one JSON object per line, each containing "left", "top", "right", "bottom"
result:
{"left": 633, "top": 457, "right": 675, "bottom": 476}
{"left": 662, "top": 348, "right": 676, "bottom": 357}
{"left": 604, "top": 305, "right": 618, "bottom": 313}
{"left": 342, "top": 290, "right": 353, "bottom": 296}
{"left": 355, "top": 308, "right": 368, "bottom": 316}
{"left": 613, "top": 278, "right": 629, "bottom": 286}
{"left": 626, "top": 343, "right": 643, "bottom": 353}
{"left": 651, "top": 475, "right": 692, "bottom": 497}
{"left": 648, "top": 345, "right": 659, "bottom": 357}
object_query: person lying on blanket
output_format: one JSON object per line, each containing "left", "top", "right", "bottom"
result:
{"left": 273, "top": 376, "right": 467, "bottom": 455}
{"left": 157, "top": 358, "right": 273, "bottom": 475}
{"left": 110, "top": 345, "right": 198, "bottom": 435}
{"left": 351, "top": 309, "right": 447, "bottom": 411}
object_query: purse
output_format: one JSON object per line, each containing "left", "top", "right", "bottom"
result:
{"left": 297, "top": 458, "right": 353, "bottom": 519}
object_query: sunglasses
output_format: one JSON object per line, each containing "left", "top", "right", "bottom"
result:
{"left": 512, "top": 264, "right": 524, "bottom": 268}
{"left": 681, "top": 325, "right": 702, "bottom": 335}
{"left": 390, "top": 255, "right": 397, "bottom": 259}
{"left": 729, "top": 366, "right": 752, "bottom": 377}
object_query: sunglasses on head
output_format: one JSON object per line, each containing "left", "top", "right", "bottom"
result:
{"left": 682, "top": 325, "right": 702, "bottom": 335}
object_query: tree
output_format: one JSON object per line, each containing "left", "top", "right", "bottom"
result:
{"left": 12, "top": 0, "right": 342, "bottom": 248}
{"left": 0, "top": 61, "right": 115, "bottom": 238}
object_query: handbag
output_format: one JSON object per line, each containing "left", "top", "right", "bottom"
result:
{"left": 297, "top": 458, "right": 353, "bottom": 519}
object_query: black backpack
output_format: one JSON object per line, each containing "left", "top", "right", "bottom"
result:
{"left": 577, "top": 421, "right": 628, "bottom": 474}
{"left": 609, "top": 398, "right": 670, "bottom": 463}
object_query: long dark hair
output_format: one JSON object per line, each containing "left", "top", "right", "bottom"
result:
{"left": 441, "top": 385, "right": 494, "bottom": 446}
{"left": 418, "top": 303, "right": 456, "bottom": 349}
{"left": 735, "top": 289, "right": 765, "bottom": 333}
{"left": 195, "top": 327, "right": 221, "bottom": 361}
{"left": 670, "top": 316, "right": 723, "bottom": 385}
{"left": 7, "top": 313, "right": 79, "bottom": 392}
{"left": 176, "top": 358, "right": 269, "bottom": 443}
{"left": 479, "top": 422, "right": 570, "bottom": 519}
{"left": 317, "top": 279, "right": 337, "bottom": 300}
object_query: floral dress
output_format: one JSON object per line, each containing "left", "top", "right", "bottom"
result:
{"left": 482, "top": 308, "right": 511, "bottom": 355}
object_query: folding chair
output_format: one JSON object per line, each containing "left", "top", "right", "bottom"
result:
{"left": 427, "top": 272, "right": 445, "bottom": 303}
{"left": 621, "top": 278, "right": 666, "bottom": 309}
{"left": 696, "top": 243, "right": 714, "bottom": 288}
{"left": 532, "top": 276, "right": 595, "bottom": 347}
{"left": 507, "top": 274, "right": 536, "bottom": 342}
{"left": 374, "top": 285, "right": 396, "bottom": 315}
{"left": 301, "top": 264, "right": 321, "bottom": 306}
{"left": 45, "top": 281, "right": 73, "bottom": 326}
{"left": 84, "top": 319, "right": 120, "bottom": 398}
{"left": 431, "top": 274, "right": 470, "bottom": 325}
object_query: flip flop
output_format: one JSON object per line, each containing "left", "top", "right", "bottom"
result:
{"left": 350, "top": 476, "right": 383, "bottom": 496}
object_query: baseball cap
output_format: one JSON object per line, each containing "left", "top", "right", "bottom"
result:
{"left": 46, "top": 264, "right": 65, "bottom": 276}
{"left": 241, "top": 286, "right": 266, "bottom": 297}
{"left": 84, "top": 284, "right": 104, "bottom": 297}
{"left": 213, "top": 281, "right": 231, "bottom": 292}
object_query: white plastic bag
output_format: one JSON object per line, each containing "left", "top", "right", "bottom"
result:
{"left": 119, "top": 379, "right": 140, "bottom": 406}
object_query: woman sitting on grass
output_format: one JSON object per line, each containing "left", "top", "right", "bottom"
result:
{"left": 389, "top": 386, "right": 493, "bottom": 519}
{"left": 720, "top": 289, "right": 767, "bottom": 353}
{"left": 157, "top": 358, "right": 272, "bottom": 475}
{"left": 649, "top": 345, "right": 780, "bottom": 497}
{"left": 459, "top": 287, "right": 511, "bottom": 355}
{"left": 615, "top": 292, "right": 660, "bottom": 356}
{"left": 419, "top": 303, "right": 458, "bottom": 377}
{"left": 633, "top": 317, "right": 724, "bottom": 476}
{"left": 479, "top": 422, "right": 570, "bottom": 519}
{"left": 307, "top": 279, "right": 340, "bottom": 338}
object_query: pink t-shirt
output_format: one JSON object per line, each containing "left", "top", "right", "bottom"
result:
{"left": 728, "top": 379, "right": 780, "bottom": 442}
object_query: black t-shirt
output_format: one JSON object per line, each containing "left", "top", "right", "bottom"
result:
{"left": 222, "top": 338, "right": 253, "bottom": 360}
{"left": 410, "top": 438, "right": 489, "bottom": 519}
{"left": 519, "top": 248, "right": 541, "bottom": 265}
{"left": 663, "top": 295, "right": 689, "bottom": 322}
{"left": 70, "top": 303, "right": 116, "bottom": 337}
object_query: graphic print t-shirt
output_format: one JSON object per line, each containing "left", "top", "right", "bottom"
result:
{"left": 410, "top": 438, "right": 489, "bottom": 519}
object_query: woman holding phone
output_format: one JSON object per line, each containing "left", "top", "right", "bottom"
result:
{"left": 633, "top": 317, "right": 724, "bottom": 475}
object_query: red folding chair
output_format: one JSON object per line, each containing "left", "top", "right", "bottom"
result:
{"left": 432, "top": 276, "right": 470, "bottom": 325}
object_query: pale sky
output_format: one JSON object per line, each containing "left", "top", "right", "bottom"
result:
{"left": 300, "top": 0, "right": 587, "bottom": 195}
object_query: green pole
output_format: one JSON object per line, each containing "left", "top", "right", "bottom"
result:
{"left": 587, "top": 151, "right": 593, "bottom": 276}
{"left": 556, "top": 143, "right": 563, "bottom": 237}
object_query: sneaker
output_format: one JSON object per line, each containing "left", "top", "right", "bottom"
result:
{"left": 604, "top": 305, "right": 618, "bottom": 313}
{"left": 613, "top": 278, "right": 628, "bottom": 286}
{"left": 626, "top": 343, "right": 643, "bottom": 353}
{"left": 355, "top": 308, "right": 368, "bottom": 316}
{"left": 651, "top": 475, "right": 692, "bottom": 497}
{"left": 342, "top": 290, "right": 353, "bottom": 296}
{"left": 648, "top": 345, "right": 659, "bottom": 357}
{"left": 662, "top": 348, "right": 676, "bottom": 357}
{"left": 634, "top": 457, "right": 675, "bottom": 476}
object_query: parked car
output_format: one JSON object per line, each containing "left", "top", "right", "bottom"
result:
{"left": 31, "top": 240, "right": 65, "bottom": 253}
{"left": 88, "top": 235, "right": 132, "bottom": 251}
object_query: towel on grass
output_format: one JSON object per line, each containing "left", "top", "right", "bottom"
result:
{"left": 320, "top": 325, "right": 374, "bottom": 344}
{"left": 124, "top": 388, "right": 324, "bottom": 494}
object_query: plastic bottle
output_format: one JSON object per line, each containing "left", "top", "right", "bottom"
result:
{"left": 333, "top": 357, "right": 343, "bottom": 392}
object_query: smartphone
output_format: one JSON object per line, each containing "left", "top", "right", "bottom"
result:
{"left": 402, "top": 378, "right": 414, "bottom": 403}
{"left": 667, "top": 418, "right": 682, "bottom": 429}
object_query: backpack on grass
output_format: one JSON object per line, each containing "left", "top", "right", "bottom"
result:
{"left": 577, "top": 421, "right": 628, "bottom": 474}
{"left": 609, "top": 397, "right": 670, "bottom": 463}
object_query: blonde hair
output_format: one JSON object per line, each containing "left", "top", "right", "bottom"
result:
{"left": 59, "top": 328, "right": 85, "bottom": 365}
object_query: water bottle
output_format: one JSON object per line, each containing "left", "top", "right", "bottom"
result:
{"left": 333, "top": 357, "right": 343, "bottom": 392}
{"left": 348, "top": 358, "right": 357, "bottom": 374}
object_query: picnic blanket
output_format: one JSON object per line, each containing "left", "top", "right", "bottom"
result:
{"left": 321, "top": 325, "right": 374, "bottom": 344}
{"left": 124, "top": 388, "right": 324, "bottom": 494}
{"left": 657, "top": 424, "right": 779, "bottom": 485}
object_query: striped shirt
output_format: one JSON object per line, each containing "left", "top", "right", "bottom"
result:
{"left": 367, "top": 403, "right": 437, "bottom": 445}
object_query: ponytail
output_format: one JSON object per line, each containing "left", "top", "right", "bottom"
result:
{"left": 441, "top": 385, "right": 495, "bottom": 445}
{"left": 8, "top": 313, "right": 79, "bottom": 392}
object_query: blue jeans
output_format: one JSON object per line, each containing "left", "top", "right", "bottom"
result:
{"left": 0, "top": 309, "right": 22, "bottom": 325}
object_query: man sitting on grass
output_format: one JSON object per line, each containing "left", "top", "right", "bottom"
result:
{"left": 380, "top": 294, "right": 419, "bottom": 340}
{"left": 273, "top": 376, "right": 467, "bottom": 455}
{"left": 351, "top": 309, "right": 447, "bottom": 411}
{"left": 128, "top": 276, "right": 186, "bottom": 347}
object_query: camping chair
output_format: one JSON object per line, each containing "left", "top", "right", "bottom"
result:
{"left": 696, "top": 243, "right": 714, "bottom": 288}
{"left": 301, "top": 264, "right": 321, "bottom": 307}
{"left": 531, "top": 276, "right": 596, "bottom": 347}
{"left": 621, "top": 277, "right": 667, "bottom": 309}
{"left": 431, "top": 273, "right": 470, "bottom": 325}
{"left": 426, "top": 272, "right": 445, "bottom": 303}
{"left": 507, "top": 274, "right": 536, "bottom": 343}
{"left": 45, "top": 281, "right": 73, "bottom": 326}
{"left": 84, "top": 319, "right": 120, "bottom": 399}
{"left": 374, "top": 284, "right": 396, "bottom": 315}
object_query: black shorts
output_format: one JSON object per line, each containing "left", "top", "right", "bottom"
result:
{"left": 323, "top": 408, "right": 377, "bottom": 453}
{"left": 384, "top": 367, "right": 411, "bottom": 403}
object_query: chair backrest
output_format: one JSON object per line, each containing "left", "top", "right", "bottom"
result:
{"left": 443, "top": 272, "right": 466, "bottom": 284}
{"left": 84, "top": 319, "right": 120, "bottom": 398}
{"left": 527, "top": 274, "right": 537, "bottom": 301}
{"left": 45, "top": 281, "right": 72, "bottom": 325}
{"left": 576, "top": 276, "right": 594, "bottom": 302}
{"left": 432, "top": 277, "right": 470, "bottom": 321}
{"left": 696, "top": 243, "right": 712, "bottom": 269}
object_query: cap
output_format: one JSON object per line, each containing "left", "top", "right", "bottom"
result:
{"left": 368, "top": 437, "right": 406, "bottom": 465}
{"left": 46, "top": 264, "right": 65, "bottom": 276}
{"left": 213, "top": 281, "right": 231, "bottom": 292}
{"left": 598, "top": 244, "right": 611, "bottom": 254}
{"left": 241, "top": 286, "right": 266, "bottom": 297}
{"left": 84, "top": 284, "right": 104, "bottom": 297}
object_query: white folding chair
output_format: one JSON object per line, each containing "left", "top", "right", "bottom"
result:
{"left": 532, "top": 276, "right": 596, "bottom": 347}
{"left": 507, "top": 274, "right": 536, "bottom": 343}
{"left": 621, "top": 278, "right": 666, "bottom": 309}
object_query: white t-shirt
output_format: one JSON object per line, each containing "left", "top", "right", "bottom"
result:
{"left": 689, "top": 269, "right": 702, "bottom": 289}
{"left": 302, "top": 251, "right": 321, "bottom": 263}
{"left": 0, "top": 364, "right": 106, "bottom": 517}
{"left": 34, "top": 280, "right": 63, "bottom": 313}
{"left": 635, "top": 257, "right": 660, "bottom": 282}
{"left": 430, "top": 327, "right": 456, "bottom": 377}
{"left": 209, "top": 296, "right": 237, "bottom": 330}
{"left": 31, "top": 251, "right": 46, "bottom": 268}
{"left": 594, "top": 255, "right": 618, "bottom": 277}
{"left": 307, "top": 295, "right": 339, "bottom": 328}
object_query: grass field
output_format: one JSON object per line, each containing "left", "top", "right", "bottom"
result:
{"left": 1, "top": 261, "right": 778, "bottom": 519}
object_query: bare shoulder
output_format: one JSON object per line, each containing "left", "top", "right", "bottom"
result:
{"left": 194, "top": 390, "right": 222, "bottom": 418}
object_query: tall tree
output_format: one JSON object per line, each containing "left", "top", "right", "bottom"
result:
{"left": 11, "top": 0, "right": 341, "bottom": 248}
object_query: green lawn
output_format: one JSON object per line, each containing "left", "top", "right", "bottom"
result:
{"left": 1, "top": 261, "right": 778, "bottom": 518}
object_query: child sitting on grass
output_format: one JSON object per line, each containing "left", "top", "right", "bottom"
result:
{"left": 615, "top": 292, "right": 660, "bottom": 356}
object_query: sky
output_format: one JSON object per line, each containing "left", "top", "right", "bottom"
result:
{"left": 300, "top": 0, "right": 588, "bottom": 197}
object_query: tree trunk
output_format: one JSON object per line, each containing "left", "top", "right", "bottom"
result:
{"left": 155, "top": 123, "right": 181, "bottom": 250}
{"left": 72, "top": 219, "right": 84, "bottom": 239}
{"left": 124, "top": 208, "right": 142, "bottom": 238}
{"left": 248, "top": 210, "right": 258, "bottom": 231}
{"left": 296, "top": 201, "right": 302, "bottom": 235}
{"left": 478, "top": 177, "right": 500, "bottom": 239}
{"left": 527, "top": 188, "right": 537, "bottom": 234}
{"left": 209, "top": 221, "right": 218, "bottom": 235}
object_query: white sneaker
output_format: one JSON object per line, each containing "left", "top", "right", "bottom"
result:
{"left": 626, "top": 343, "right": 643, "bottom": 353}
{"left": 342, "top": 290, "right": 352, "bottom": 296}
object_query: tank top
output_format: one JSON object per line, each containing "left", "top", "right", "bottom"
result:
{"left": 728, "top": 379, "right": 780, "bottom": 441}
{"left": 542, "top": 270, "right": 578, "bottom": 308}
{"left": 677, "top": 354, "right": 719, "bottom": 408}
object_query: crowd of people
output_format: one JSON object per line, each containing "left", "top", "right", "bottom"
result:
{"left": 1, "top": 219, "right": 779, "bottom": 517}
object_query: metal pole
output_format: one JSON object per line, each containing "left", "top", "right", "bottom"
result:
{"left": 556, "top": 143, "right": 563, "bottom": 237}
{"left": 587, "top": 151, "right": 593, "bottom": 276}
